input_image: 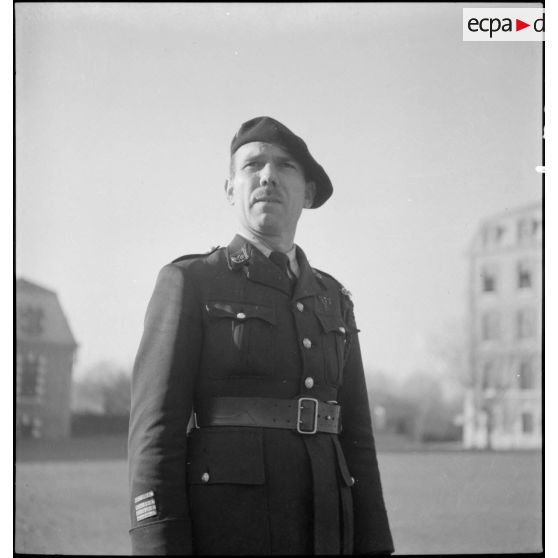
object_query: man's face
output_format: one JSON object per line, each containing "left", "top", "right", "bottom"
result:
{"left": 226, "top": 142, "right": 315, "bottom": 240}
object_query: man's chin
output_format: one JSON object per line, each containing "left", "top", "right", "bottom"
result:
{"left": 249, "top": 213, "right": 284, "bottom": 234}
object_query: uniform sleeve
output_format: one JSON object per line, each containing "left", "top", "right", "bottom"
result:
{"left": 338, "top": 299, "right": 394, "bottom": 555}
{"left": 128, "top": 264, "right": 202, "bottom": 555}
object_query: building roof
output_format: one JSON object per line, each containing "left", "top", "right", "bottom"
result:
{"left": 16, "top": 277, "right": 78, "bottom": 347}
{"left": 476, "top": 200, "right": 542, "bottom": 228}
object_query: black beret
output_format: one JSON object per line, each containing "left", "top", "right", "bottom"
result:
{"left": 230, "top": 116, "right": 333, "bottom": 208}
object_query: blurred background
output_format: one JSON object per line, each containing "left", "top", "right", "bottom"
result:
{"left": 15, "top": 3, "right": 542, "bottom": 555}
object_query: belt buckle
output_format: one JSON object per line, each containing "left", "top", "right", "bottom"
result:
{"left": 297, "top": 397, "right": 319, "bottom": 435}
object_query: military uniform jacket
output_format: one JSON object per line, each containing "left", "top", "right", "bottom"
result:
{"left": 128, "top": 235, "right": 394, "bottom": 555}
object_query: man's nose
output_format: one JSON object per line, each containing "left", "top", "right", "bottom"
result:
{"left": 259, "top": 163, "right": 278, "bottom": 186}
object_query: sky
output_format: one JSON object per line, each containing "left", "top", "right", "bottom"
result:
{"left": 15, "top": 3, "right": 543, "bottom": 380}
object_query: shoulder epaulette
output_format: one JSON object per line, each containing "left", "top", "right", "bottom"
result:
{"left": 312, "top": 268, "right": 352, "bottom": 300}
{"left": 312, "top": 267, "right": 333, "bottom": 281}
{"left": 172, "top": 246, "right": 219, "bottom": 264}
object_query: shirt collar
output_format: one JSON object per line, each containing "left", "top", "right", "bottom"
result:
{"left": 238, "top": 233, "right": 300, "bottom": 277}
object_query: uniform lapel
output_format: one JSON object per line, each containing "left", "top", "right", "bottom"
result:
{"left": 293, "top": 246, "right": 325, "bottom": 300}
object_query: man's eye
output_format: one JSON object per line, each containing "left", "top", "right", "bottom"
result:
{"left": 282, "top": 161, "right": 296, "bottom": 169}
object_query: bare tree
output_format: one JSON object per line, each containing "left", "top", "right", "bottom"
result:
{"left": 73, "top": 361, "right": 131, "bottom": 416}
{"left": 428, "top": 317, "right": 471, "bottom": 388}
{"left": 428, "top": 317, "right": 517, "bottom": 449}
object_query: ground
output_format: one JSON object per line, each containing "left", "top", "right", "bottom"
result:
{"left": 15, "top": 436, "right": 542, "bottom": 555}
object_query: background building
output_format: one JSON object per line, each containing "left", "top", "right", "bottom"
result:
{"left": 463, "top": 202, "right": 542, "bottom": 449}
{"left": 16, "top": 278, "right": 78, "bottom": 439}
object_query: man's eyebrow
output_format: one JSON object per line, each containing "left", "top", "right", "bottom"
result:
{"left": 274, "top": 154, "right": 300, "bottom": 165}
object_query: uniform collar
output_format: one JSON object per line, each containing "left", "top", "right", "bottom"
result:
{"left": 237, "top": 233, "right": 299, "bottom": 278}
{"left": 226, "top": 234, "right": 254, "bottom": 270}
{"left": 226, "top": 235, "right": 324, "bottom": 298}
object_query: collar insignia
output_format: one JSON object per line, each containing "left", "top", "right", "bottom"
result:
{"left": 230, "top": 245, "right": 250, "bottom": 264}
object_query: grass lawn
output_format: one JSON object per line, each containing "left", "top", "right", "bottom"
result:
{"left": 15, "top": 437, "right": 542, "bottom": 555}
{"left": 380, "top": 451, "right": 542, "bottom": 554}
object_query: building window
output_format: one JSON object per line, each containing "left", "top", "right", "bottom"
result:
{"left": 521, "top": 412, "right": 534, "bottom": 434}
{"left": 482, "top": 361, "right": 497, "bottom": 390}
{"left": 19, "top": 354, "right": 44, "bottom": 398}
{"left": 18, "top": 415, "right": 42, "bottom": 439}
{"left": 481, "top": 311, "right": 500, "bottom": 342}
{"left": 19, "top": 305, "right": 45, "bottom": 336}
{"left": 533, "top": 219, "right": 541, "bottom": 241}
{"left": 19, "top": 414, "right": 34, "bottom": 438}
{"left": 482, "top": 224, "right": 506, "bottom": 247}
{"left": 516, "top": 308, "right": 537, "bottom": 340}
{"left": 32, "top": 417, "right": 43, "bottom": 438}
{"left": 519, "top": 360, "right": 536, "bottom": 390}
{"left": 481, "top": 265, "right": 498, "bottom": 293}
{"left": 517, "top": 261, "right": 533, "bottom": 290}
{"left": 518, "top": 218, "right": 541, "bottom": 245}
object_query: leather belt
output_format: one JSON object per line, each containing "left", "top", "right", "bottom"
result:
{"left": 194, "top": 396, "right": 341, "bottom": 435}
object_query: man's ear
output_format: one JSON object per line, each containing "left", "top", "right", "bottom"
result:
{"left": 304, "top": 181, "right": 316, "bottom": 209}
{"left": 225, "top": 179, "right": 235, "bottom": 205}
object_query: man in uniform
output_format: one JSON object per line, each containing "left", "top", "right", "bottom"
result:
{"left": 128, "top": 116, "right": 394, "bottom": 555}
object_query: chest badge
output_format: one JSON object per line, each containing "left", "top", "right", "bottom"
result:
{"left": 340, "top": 286, "right": 352, "bottom": 299}
{"left": 318, "top": 295, "right": 333, "bottom": 310}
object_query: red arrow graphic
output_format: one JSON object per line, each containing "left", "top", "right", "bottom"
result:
{"left": 516, "top": 19, "right": 530, "bottom": 31}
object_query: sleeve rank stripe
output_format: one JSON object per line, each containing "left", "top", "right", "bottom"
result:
{"left": 134, "top": 491, "right": 155, "bottom": 503}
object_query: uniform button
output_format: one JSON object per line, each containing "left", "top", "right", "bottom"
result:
{"left": 296, "top": 302, "right": 304, "bottom": 312}
{"left": 201, "top": 472, "right": 210, "bottom": 483}
{"left": 339, "top": 326, "right": 346, "bottom": 334}
{"left": 304, "top": 377, "right": 314, "bottom": 389}
{"left": 303, "top": 338, "right": 312, "bottom": 349}
{"left": 236, "top": 312, "right": 246, "bottom": 320}
{"left": 349, "top": 476, "right": 355, "bottom": 486}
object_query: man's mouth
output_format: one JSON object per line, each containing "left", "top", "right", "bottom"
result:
{"left": 252, "top": 196, "right": 282, "bottom": 205}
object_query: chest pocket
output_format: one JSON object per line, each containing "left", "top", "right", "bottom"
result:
{"left": 204, "top": 300, "right": 276, "bottom": 378}
{"left": 315, "top": 311, "right": 347, "bottom": 386}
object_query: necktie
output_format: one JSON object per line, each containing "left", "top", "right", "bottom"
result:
{"left": 269, "top": 251, "right": 296, "bottom": 290}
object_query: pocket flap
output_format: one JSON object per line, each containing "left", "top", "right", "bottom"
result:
{"left": 187, "top": 428, "right": 266, "bottom": 485}
{"left": 315, "top": 311, "right": 347, "bottom": 335}
{"left": 205, "top": 300, "right": 276, "bottom": 325}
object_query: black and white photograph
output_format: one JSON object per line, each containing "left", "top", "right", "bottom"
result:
{"left": 14, "top": 3, "right": 544, "bottom": 555}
